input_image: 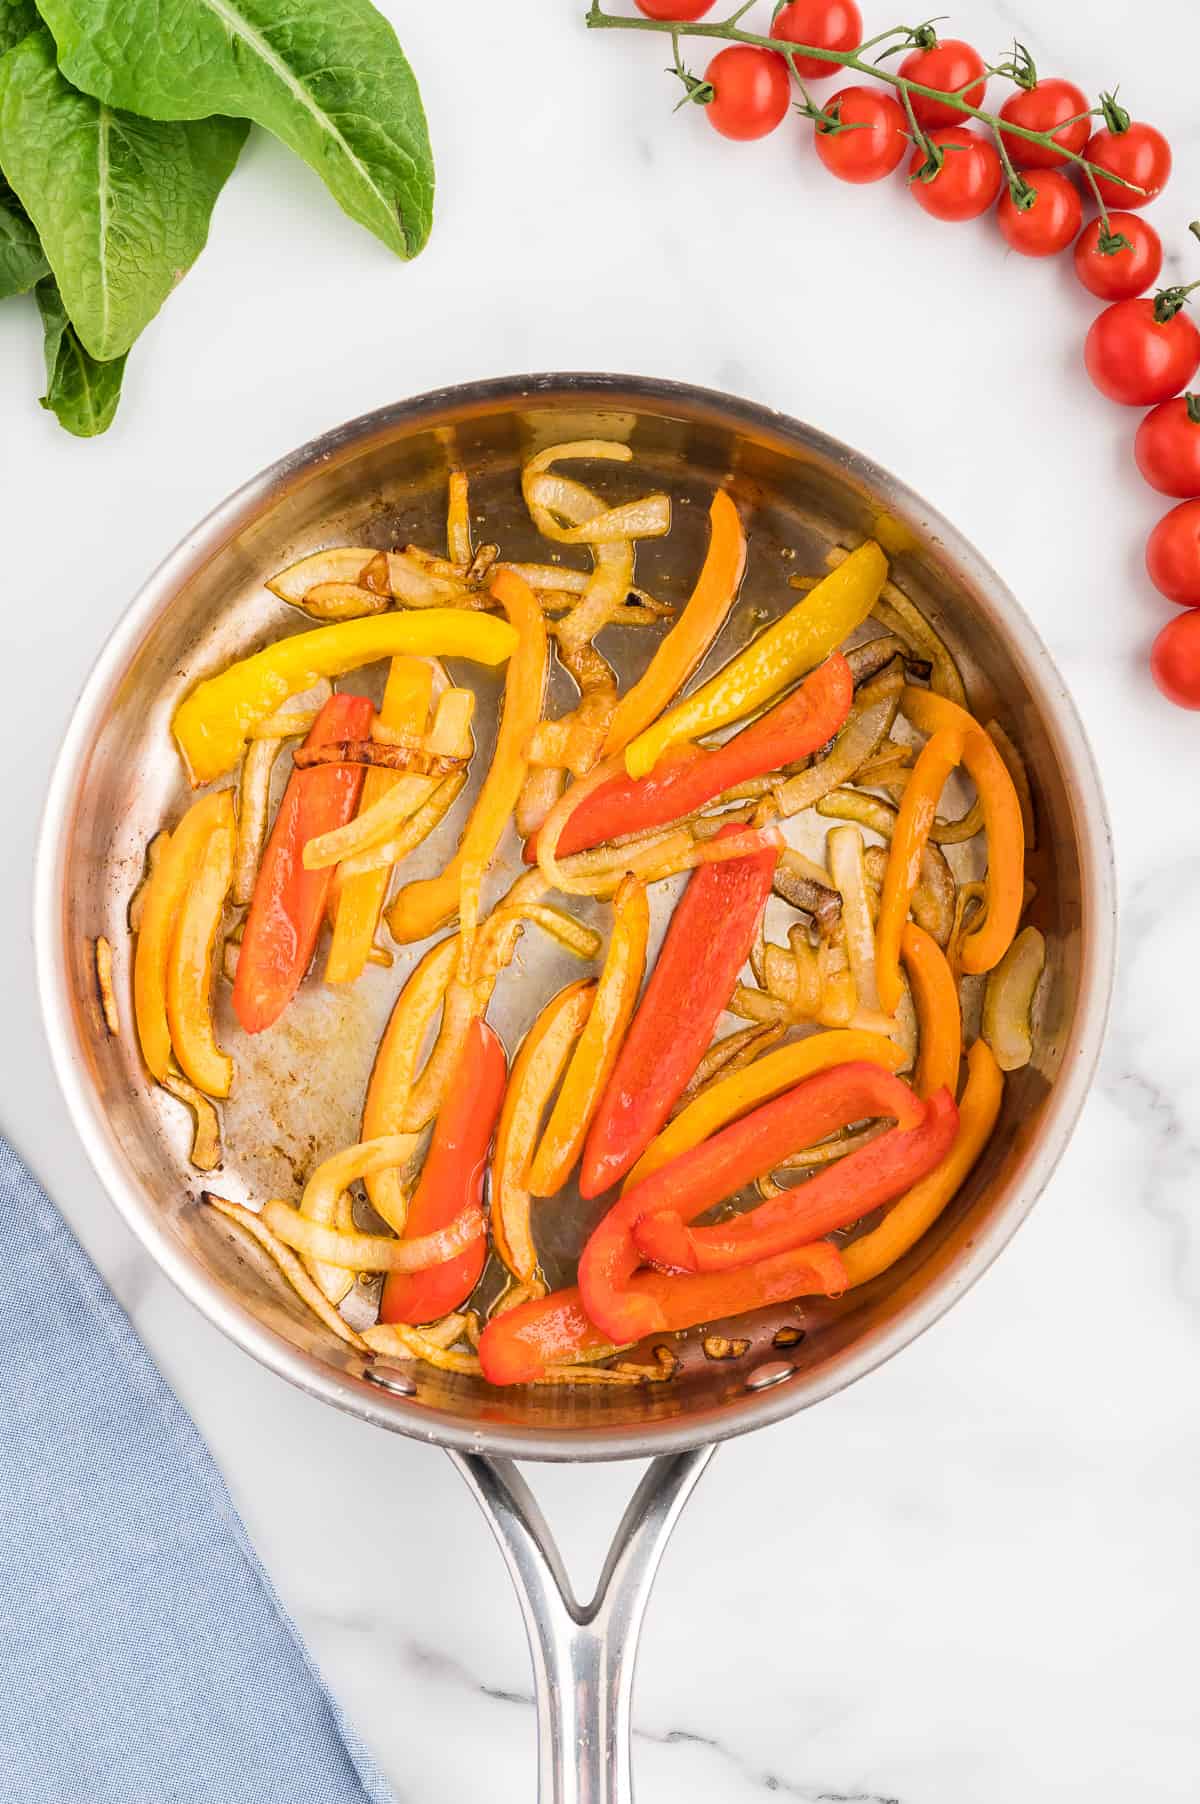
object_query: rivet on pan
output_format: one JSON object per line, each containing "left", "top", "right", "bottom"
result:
{"left": 363, "top": 1365, "right": 417, "bottom": 1397}
{"left": 744, "top": 1359, "right": 795, "bottom": 1393}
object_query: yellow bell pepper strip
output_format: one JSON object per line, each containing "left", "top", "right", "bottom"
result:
{"left": 901, "top": 922, "right": 962, "bottom": 1101}
{"left": 842, "top": 1038, "right": 1003, "bottom": 1288}
{"left": 622, "top": 540, "right": 887, "bottom": 779}
{"left": 875, "top": 725, "right": 966, "bottom": 1016}
{"left": 165, "top": 800, "right": 236, "bottom": 1097}
{"left": 902, "top": 686, "right": 1026, "bottom": 977}
{"left": 361, "top": 934, "right": 460, "bottom": 1231}
{"left": 325, "top": 657, "right": 434, "bottom": 984}
{"left": 627, "top": 1026, "right": 906, "bottom": 1189}
{"left": 602, "top": 488, "right": 746, "bottom": 758}
{"left": 528, "top": 877, "right": 650, "bottom": 1197}
{"left": 172, "top": 609, "right": 517, "bottom": 786}
{"left": 492, "top": 979, "right": 596, "bottom": 1282}
{"left": 386, "top": 571, "right": 547, "bottom": 944}
{"left": 133, "top": 790, "right": 231, "bottom": 1081}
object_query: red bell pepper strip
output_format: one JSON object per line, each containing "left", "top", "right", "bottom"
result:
{"left": 477, "top": 1241, "right": 848, "bottom": 1387}
{"left": 233, "top": 692, "right": 372, "bottom": 1034}
{"left": 379, "top": 1018, "right": 506, "bottom": 1325}
{"left": 634, "top": 1087, "right": 958, "bottom": 1276}
{"left": 578, "top": 823, "right": 779, "bottom": 1198}
{"left": 578, "top": 1060, "right": 926, "bottom": 1342}
{"left": 525, "top": 654, "right": 852, "bottom": 861}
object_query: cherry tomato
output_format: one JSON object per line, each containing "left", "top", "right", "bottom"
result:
{"left": 813, "top": 85, "right": 907, "bottom": 183}
{"left": 908, "top": 128, "right": 1002, "bottom": 224}
{"left": 1150, "top": 610, "right": 1200, "bottom": 707}
{"left": 1086, "top": 120, "right": 1171, "bottom": 210}
{"left": 1073, "top": 213, "right": 1163, "bottom": 302}
{"left": 998, "top": 77, "right": 1091, "bottom": 169}
{"left": 635, "top": 0, "right": 715, "bottom": 15}
{"left": 702, "top": 45, "right": 790, "bottom": 140}
{"left": 898, "top": 38, "right": 987, "bottom": 130}
{"left": 996, "top": 170, "right": 1082, "bottom": 258}
{"left": 1147, "top": 500, "right": 1200, "bottom": 607}
{"left": 1135, "top": 396, "right": 1200, "bottom": 499}
{"left": 770, "top": 0, "right": 861, "bottom": 82}
{"left": 1084, "top": 299, "right": 1200, "bottom": 407}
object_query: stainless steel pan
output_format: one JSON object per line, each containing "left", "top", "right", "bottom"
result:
{"left": 35, "top": 375, "right": 1116, "bottom": 1802}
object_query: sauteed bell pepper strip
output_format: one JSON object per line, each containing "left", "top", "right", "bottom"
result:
{"left": 578, "top": 1061, "right": 926, "bottom": 1344}
{"left": 133, "top": 790, "right": 231, "bottom": 1081}
{"left": 842, "top": 1040, "right": 1003, "bottom": 1288}
{"left": 627, "top": 1027, "right": 906, "bottom": 1187}
{"left": 528, "top": 655, "right": 852, "bottom": 861}
{"left": 492, "top": 980, "right": 596, "bottom": 1282}
{"left": 478, "top": 1241, "right": 848, "bottom": 1388}
{"left": 633, "top": 1085, "right": 958, "bottom": 1278}
{"left": 579, "top": 824, "right": 778, "bottom": 1199}
{"left": 602, "top": 488, "right": 746, "bottom": 758}
{"left": 902, "top": 686, "right": 1026, "bottom": 976}
{"left": 165, "top": 800, "right": 236, "bottom": 1097}
{"left": 361, "top": 935, "right": 460, "bottom": 1231}
{"left": 387, "top": 571, "right": 547, "bottom": 944}
{"left": 232, "top": 694, "right": 373, "bottom": 1036}
{"left": 901, "top": 922, "right": 962, "bottom": 1101}
{"left": 173, "top": 609, "right": 517, "bottom": 786}
{"left": 380, "top": 1018, "right": 506, "bottom": 1325}
{"left": 622, "top": 540, "right": 886, "bottom": 780}
{"left": 324, "top": 657, "right": 434, "bottom": 984}
{"left": 875, "top": 725, "right": 966, "bottom": 1016}
{"left": 528, "top": 877, "right": 650, "bottom": 1197}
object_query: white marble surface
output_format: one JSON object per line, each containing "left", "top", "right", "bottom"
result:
{"left": 4, "top": 0, "right": 1200, "bottom": 1797}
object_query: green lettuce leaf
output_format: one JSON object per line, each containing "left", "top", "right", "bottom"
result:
{"left": 0, "top": 179, "right": 46, "bottom": 296}
{"left": 37, "top": 0, "right": 433, "bottom": 258}
{"left": 0, "top": 1, "right": 39, "bottom": 56}
{"left": 0, "top": 28, "right": 247, "bottom": 359}
{"left": 36, "top": 274, "right": 126, "bottom": 435}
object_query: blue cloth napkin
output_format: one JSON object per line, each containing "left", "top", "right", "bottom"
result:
{"left": 0, "top": 1138, "right": 394, "bottom": 1804}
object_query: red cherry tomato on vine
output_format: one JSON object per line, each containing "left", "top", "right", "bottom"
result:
{"left": 1084, "top": 299, "right": 1200, "bottom": 408}
{"left": 998, "top": 78, "right": 1091, "bottom": 169}
{"left": 996, "top": 170, "right": 1082, "bottom": 258}
{"left": 1073, "top": 213, "right": 1163, "bottom": 302}
{"left": 813, "top": 85, "right": 907, "bottom": 183}
{"left": 1147, "top": 500, "right": 1200, "bottom": 607}
{"left": 770, "top": 0, "right": 862, "bottom": 82}
{"left": 1135, "top": 396, "right": 1200, "bottom": 499}
{"left": 1086, "top": 120, "right": 1172, "bottom": 210}
{"left": 1150, "top": 610, "right": 1200, "bottom": 707}
{"left": 701, "top": 45, "right": 790, "bottom": 140}
{"left": 898, "top": 38, "right": 987, "bottom": 130}
{"left": 635, "top": 0, "right": 715, "bottom": 16}
{"left": 908, "top": 128, "right": 1002, "bottom": 224}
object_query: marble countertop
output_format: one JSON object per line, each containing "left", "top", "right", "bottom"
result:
{"left": 3, "top": 0, "right": 1198, "bottom": 1797}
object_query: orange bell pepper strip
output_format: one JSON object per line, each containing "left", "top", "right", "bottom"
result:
{"left": 527, "top": 876, "right": 650, "bottom": 1197}
{"left": 173, "top": 609, "right": 517, "bottom": 786}
{"left": 627, "top": 1026, "right": 906, "bottom": 1189}
{"left": 875, "top": 724, "right": 965, "bottom": 1015}
{"left": 477, "top": 1241, "right": 848, "bottom": 1387}
{"left": 842, "top": 1038, "right": 1003, "bottom": 1288}
{"left": 325, "top": 657, "right": 434, "bottom": 984}
{"left": 164, "top": 794, "right": 236, "bottom": 1097}
{"left": 361, "top": 934, "right": 460, "bottom": 1230}
{"left": 902, "top": 686, "right": 1025, "bottom": 976}
{"left": 387, "top": 570, "right": 547, "bottom": 944}
{"left": 491, "top": 979, "right": 596, "bottom": 1282}
{"left": 633, "top": 1085, "right": 957, "bottom": 1278}
{"left": 133, "top": 789, "right": 232, "bottom": 1082}
{"left": 901, "top": 921, "right": 962, "bottom": 1101}
{"left": 602, "top": 487, "right": 746, "bottom": 758}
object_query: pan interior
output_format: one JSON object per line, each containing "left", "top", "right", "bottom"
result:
{"left": 44, "top": 379, "right": 1110, "bottom": 1458}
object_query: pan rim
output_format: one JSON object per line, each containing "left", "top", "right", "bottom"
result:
{"left": 33, "top": 372, "right": 1117, "bottom": 1462}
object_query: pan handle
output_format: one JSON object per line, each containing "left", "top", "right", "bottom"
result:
{"left": 449, "top": 1446, "right": 714, "bottom": 1803}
